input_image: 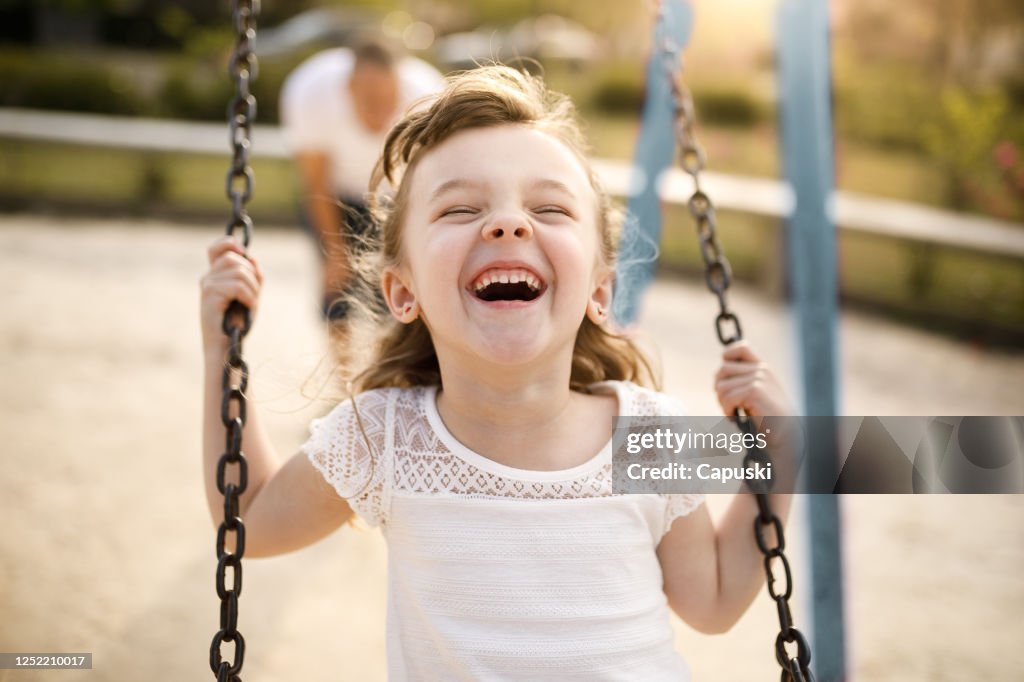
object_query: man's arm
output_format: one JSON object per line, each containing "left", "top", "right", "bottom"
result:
{"left": 295, "top": 151, "right": 351, "bottom": 293}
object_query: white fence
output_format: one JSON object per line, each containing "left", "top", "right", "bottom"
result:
{"left": 2, "top": 107, "right": 1022, "bottom": 259}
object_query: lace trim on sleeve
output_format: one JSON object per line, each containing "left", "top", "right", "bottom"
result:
{"left": 661, "top": 493, "right": 706, "bottom": 537}
{"left": 301, "top": 389, "right": 392, "bottom": 527}
{"left": 624, "top": 385, "right": 706, "bottom": 536}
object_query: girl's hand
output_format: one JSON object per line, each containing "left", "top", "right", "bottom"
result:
{"left": 199, "top": 236, "right": 264, "bottom": 352}
{"left": 715, "top": 342, "right": 804, "bottom": 487}
{"left": 714, "top": 341, "right": 792, "bottom": 417}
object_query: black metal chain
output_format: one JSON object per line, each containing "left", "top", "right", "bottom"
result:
{"left": 655, "top": 5, "right": 814, "bottom": 681}
{"left": 211, "top": 1, "right": 259, "bottom": 680}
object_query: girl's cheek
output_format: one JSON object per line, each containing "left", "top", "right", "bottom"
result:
{"left": 418, "top": 233, "right": 469, "bottom": 289}
{"left": 547, "top": 231, "right": 597, "bottom": 278}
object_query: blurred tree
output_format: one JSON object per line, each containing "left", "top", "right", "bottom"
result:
{"left": 0, "top": 0, "right": 321, "bottom": 47}
{"left": 836, "top": 0, "right": 1023, "bottom": 215}
{"left": 838, "top": 0, "right": 1024, "bottom": 87}
{"left": 921, "top": 88, "right": 1010, "bottom": 210}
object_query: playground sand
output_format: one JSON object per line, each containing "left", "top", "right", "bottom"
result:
{"left": 1, "top": 214, "right": 1022, "bottom": 681}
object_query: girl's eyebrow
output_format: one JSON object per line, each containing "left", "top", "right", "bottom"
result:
{"left": 530, "top": 178, "right": 577, "bottom": 200}
{"left": 428, "top": 178, "right": 579, "bottom": 203}
{"left": 429, "top": 178, "right": 483, "bottom": 203}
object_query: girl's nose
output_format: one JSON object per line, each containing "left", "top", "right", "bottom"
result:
{"left": 481, "top": 212, "right": 533, "bottom": 241}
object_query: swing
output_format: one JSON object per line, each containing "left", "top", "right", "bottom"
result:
{"left": 208, "top": 2, "right": 814, "bottom": 680}
{"left": 210, "top": 1, "right": 258, "bottom": 681}
{"left": 647, "top": 3, "right": 815, "bottom": 679}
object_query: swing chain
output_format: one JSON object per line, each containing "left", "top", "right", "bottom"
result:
{"left": 212, "top": 1, "right": 259, "bottom": 681}
{"left": 657, "top": 4, "right": 813, "bottom": 680}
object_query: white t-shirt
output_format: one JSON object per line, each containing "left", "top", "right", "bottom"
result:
{"left": 302, "top": 380, "right": 705, "bottom": 681}
{"left": 279, "top": 48, "right": 445, "bottom": 198}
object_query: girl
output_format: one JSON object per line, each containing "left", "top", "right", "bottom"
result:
{"left": 200, "top": 66, "right": 792, "bottom": 680}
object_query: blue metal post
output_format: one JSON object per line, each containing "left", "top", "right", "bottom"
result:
{"left": 776, "top": 0, "right": 847, "bottom": 680}
{"left": 614, "top": 0, "right": 692, "bottom": 326}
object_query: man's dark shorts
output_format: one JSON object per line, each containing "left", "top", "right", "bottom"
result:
{"left": 301, "top": 196, "right": 387, "bottom": 321}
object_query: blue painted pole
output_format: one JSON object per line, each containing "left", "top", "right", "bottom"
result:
{"left": 613, "top": 0, "right": 692, "bottom": 326}
{"left": 776, "top": 1, "right": 847, "bottom": 680}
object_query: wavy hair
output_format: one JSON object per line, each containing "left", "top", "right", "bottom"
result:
{"left": 339, "top": 65, "right": 658, "bottom": 393}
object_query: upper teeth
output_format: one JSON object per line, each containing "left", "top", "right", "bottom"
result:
{"left": 473, "top": 268, "right": 542, "bottom": 292}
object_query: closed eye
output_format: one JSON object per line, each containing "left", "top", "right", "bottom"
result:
{"left": 533, "top": 206, "right": 572, "bottom": 216}
{"left": 440, "top": 206, "right": 479, "bottom": 217}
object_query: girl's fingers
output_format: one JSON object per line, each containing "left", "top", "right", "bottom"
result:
{"left": 250, "top": 254, "right": 264, "bottom": 284}
{"left": 209, "top": 249, "right": 251, "bottom": 273}
{"left": 201, "top": 270, "right": 256, "bottom": 300}
{"left": 207, "top": 236, "right": 248, "bottom": 265}
{"left": 204, "top": 274, "right": 259, "bottom": 310}
{"left": 224, "top": 256, "right": 260, "bottom": 289}
{"left": 722, "top": 340, "right": 760, "bottom": 364}
{"left": 715, "top": 373, "right": 760, "bottom": 394}
{"left": 719, "top": 384, "right": 757, "bottom": 416}
{"left": 209, "top": 254, "right": 261, "bottom": 289}
{"left": 715, "top": 360, "right": 763, "bottom": 381}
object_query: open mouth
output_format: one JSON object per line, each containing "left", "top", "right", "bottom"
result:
{"left": 470, "top": 268, "right": 545, "bottom": 303}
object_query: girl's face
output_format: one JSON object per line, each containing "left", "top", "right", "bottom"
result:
{"left": 382, "top": 124, "right": 612, "bottom": 370}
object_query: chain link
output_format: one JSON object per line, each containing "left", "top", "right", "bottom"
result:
{"left": 211, "top": 1, "right": 259, "bottom": 680}
{"left": 655, "top": 4, "right": 813, "bottom": 680}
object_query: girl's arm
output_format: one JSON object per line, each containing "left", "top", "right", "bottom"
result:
{"left": 657, "top": 341, "right": 795, "bottom": 634}
{"left": 200, "top": 237, "right": 353, "bottom": 558}
{"left": 657, "top": 490, "right": 793, "bottom": 634}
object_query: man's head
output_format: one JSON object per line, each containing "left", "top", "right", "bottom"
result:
{"left": 348, "top": 39, "right": 400, "bottom": 133}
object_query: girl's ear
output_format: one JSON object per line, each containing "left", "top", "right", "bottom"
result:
{"left": 381, "top": 266, "right": 419, "bottom": 323}
{"left": 586, "top": 270, "right": 614, "bottom": 325}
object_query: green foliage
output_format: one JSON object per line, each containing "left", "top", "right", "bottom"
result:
{"left": 589, "top": 62, "right": 645, "bottom": 115}
{"left": 0, "top": 50, "right": 147, "bottom": 115}
{"left": 833, "top": 57, "right": 936, "bottom": 151}
{"left": 920, "top": 87, "right": 1011, "bottom": 210}
{"left": 182, "top": 26, "right": 236, "bottom": 61}
{"left": 922, "top": 87, "right": 1009, "bottom": 171}
{"left": 0, "top": 47, "right": 298, "bottom": 124}
{"left": 155, "top": 56, "right": 295, "bottom": 123}
{"left": 691, "top": 85, "right": 764, "bottom": 127}
{"left": 155, "top": 5, "right": 194, "bottom": 43}
{"left": 458, "top": 0, "right": 534, "bottom": 26}
{"left": 155, "top": 64, "right": 233, "bottom": 120}
{"left": 586, "top": 61, "right": 764, "bottom": 126}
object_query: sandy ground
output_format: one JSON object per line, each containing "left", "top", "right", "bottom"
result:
{"left": 1, "top": 214, "right": 1022, "bottom": 681}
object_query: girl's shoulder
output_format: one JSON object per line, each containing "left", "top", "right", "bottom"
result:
{"left": 319, "top": 384, "right": 435, "bottom": 424}
{"left": 588, "top": 380, "right": 687, "bottom": 418}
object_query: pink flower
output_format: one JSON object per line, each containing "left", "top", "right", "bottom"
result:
{"left": 994, "top": 141, "right": 1017, "bottom": 170}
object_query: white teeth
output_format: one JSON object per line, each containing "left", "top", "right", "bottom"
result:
{"left": 471, "top": 268, "right": 545, "bottom": 291}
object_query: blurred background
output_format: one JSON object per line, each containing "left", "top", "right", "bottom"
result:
{"left": 1, "top": 0, "right": 1022, "bottom": 681}
{"left": 1, "top": 0, "right": 1023, "bottom": 337}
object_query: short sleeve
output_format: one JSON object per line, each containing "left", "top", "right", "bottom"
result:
{"left": 661, "top": 493, "right": 706, "bottom": 537}
{"left": 301, "top": 389, "right": 392, "bottom": 526}
{"left": 646, "top": 386, "right": 705, "bottom": 535}
{"left": 279, "top": 49, "right": 353, "bottom": 154}
{"left": 398, "top": 57, "right": 446, "bottom": 103}
{"left": 280, "top": 80, "right": 331, "bottom": 154}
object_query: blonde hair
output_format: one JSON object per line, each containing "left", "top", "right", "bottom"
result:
{"left": 342, "top": 65, "right": 658, "bottom": 393}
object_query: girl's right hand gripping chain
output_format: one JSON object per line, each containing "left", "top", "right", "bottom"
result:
{"left": 199, "top": 236, "right": 264, "bottom": 353}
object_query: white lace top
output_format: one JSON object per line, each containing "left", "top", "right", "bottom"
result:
{"left": 302, "top": 380, "right": 705, "bottom": 681}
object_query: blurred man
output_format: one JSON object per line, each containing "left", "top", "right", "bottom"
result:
{"left": 280, "top": 38, "right": 444, "bottom": 337}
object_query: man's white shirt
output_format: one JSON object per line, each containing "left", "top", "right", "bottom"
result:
{"left": 280, "top": 48, "right": 445, "bottom": 198}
